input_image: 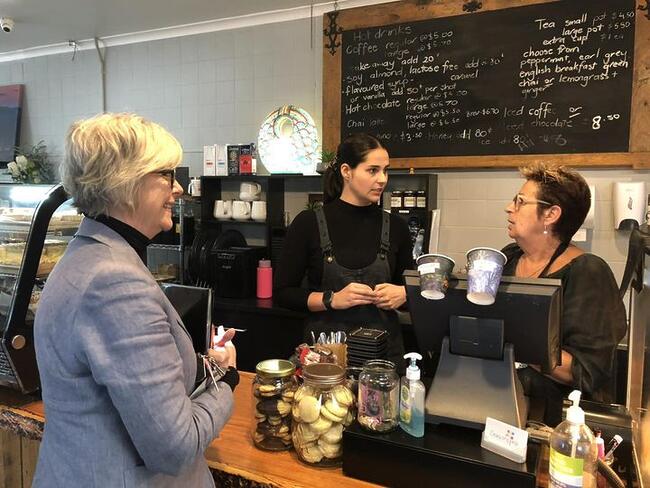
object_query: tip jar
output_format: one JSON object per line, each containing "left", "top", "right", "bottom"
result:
{"left": 358, "top": 359, "right": 399, "bottom": 433}
{"left": 252, "top": 359, "right": 298, "bottom": 451}
{"left": 291, "top": 363, "right": 356, "bottom": 467}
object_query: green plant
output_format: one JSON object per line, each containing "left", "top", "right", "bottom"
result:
{"left": 7, "top": 141, "right": 54, "bottom": 184}
{"left": 305, "top": 200, "right": 322, "bottom": 211}
{"left": 321, "top": 149, "right": 336, "bottom": 166}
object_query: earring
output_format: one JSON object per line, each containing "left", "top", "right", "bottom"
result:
{"left": 543, "top": 225, "right": 548, "bottom": 235}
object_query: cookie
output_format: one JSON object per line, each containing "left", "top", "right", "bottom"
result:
{"left": 301, "top": 444, "right": 324, "bottom": 463}
{"left": 320, "top": 403, "right": 344, "bottom": 423}
{"left": 318, "top": 437, "right": 342, "bottom": 459}
{"left": 267, "top": 415, "right": 282, "bottom": 426}
{"left": 343, "top": 410, "right": 355, "bottom": 426}
{"left": 321, "top": 423, "right": 343, "bottom": 444}
{"left": 294, "top": 386, "right": 315, "bottom": 403}
{"left": 332, "top": 386, "right": 355, "bottom": 407}
{"left": 298, "top": 396, "right": 321, "bottom": 423}
{"left": 281, "top": 390, "right": 295, "bottom": 402}
{"left": 324, "top": 399, "right": 347, "bottom": 418}
{"left": 309, "top": 416, "right": 332, "bottom": 434}
{"left": 277, "top": 400, "right": 291, "bottom": 417}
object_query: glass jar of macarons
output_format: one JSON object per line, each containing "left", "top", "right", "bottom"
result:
{"left": 291, "top": 363, "right": 356, "bottom": 467}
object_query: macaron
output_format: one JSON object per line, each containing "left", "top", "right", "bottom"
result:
{"left": 298, "top": 396, "right": 321, "bottom": 423}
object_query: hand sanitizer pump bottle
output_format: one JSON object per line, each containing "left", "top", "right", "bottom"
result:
{"left": 549, "top": 390, "right": 597, "bottom": 488}
{"left": 399, "top": 352, "right": 425, "bottom": 437}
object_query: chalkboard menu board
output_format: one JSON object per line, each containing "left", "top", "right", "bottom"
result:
{"left": 340, "top": 0, "right": 635, "bottom": 157}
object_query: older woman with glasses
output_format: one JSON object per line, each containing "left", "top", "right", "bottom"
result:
{"left": 501, "top": 163, "right": 626, "bottom": 408}
{"left": 33, "top": 113, "right": 238, "bottom": 488}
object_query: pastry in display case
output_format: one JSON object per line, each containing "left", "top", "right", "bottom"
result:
{"left": 0, "top": 183, "right": 81, "bottom": 393}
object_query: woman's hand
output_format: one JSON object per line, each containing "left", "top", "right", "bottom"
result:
{"left": 332, "top": 282, "right": 376, "bottom": 310}
{"left": 208, "top": 328, "right": 237, "bottom": 368}
{"left": 374, "top": 283, "right": 406, "bottom": 310}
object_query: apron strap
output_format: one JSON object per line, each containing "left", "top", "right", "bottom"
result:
{"left": 379, "top": 210, "right": 391, "bottom": 256}
{"left": 314, "top": 206, "right": 333, "bottom": 256}
{"left": 539, "top": 241, "right": 570, "bottom": 278}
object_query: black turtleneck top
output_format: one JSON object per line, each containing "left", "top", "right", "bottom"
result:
{"left": 92, "top": 215, "right": 150, "bottom": 264}
{"left": 274, "top": 198, "right": 413, "bottom": 311}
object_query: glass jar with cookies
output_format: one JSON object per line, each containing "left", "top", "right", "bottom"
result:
{"left": 291, "top": 363, "right": 355, "bottom": 467}
{"left": 252, "top": 359, "right": 298, "bottom": 451}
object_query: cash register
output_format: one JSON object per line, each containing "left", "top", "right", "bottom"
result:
{"left": 342, "top": 271, "right": 563, "bottom": 487}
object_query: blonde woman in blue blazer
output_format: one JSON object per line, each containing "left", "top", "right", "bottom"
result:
{"left": 33, "top": 113, "right": 238, "bottom": 487}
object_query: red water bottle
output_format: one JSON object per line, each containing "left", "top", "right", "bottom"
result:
{"left": 256, "top": 259, "right": 273, "bottom": 299}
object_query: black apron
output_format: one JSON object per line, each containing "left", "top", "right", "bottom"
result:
{"left": 305, "top": 206, "right": 405, "bottom": 367}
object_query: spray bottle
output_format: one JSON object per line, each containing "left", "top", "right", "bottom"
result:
{"left": 549, "top": 390, "right": 597, "bottom": 488}
{"left": 399, "top": 352, "right": 425, "bottom": 437}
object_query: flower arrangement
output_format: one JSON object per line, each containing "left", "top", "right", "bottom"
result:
{"left": 7, "top": 141, "right": 55, "bottom": 184}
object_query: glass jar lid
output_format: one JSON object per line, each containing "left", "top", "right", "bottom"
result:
{"left": 362, "top": 359, "right": 396, "bottom": 371}
{"left": 255, "top": 359, "right": 296, "bottom": 378}
{"left": 303, "top": 363, "right": 346, "bottom": 386}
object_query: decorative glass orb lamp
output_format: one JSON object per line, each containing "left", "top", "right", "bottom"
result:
{"left": 257, "top": 105, "right": 320, "bottom": 175}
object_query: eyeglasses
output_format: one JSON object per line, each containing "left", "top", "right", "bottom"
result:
{"left": 511, "top": 194, "right": 553, "bottom": 211}
{"left": 153, "top": 169, "right": 175, "bottom": 189}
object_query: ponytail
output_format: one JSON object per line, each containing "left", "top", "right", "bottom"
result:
{"left": 323, "top": 160, "right": 343, "bottom": 204}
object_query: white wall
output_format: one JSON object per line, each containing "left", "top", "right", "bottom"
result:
{"left": 0, "top": 15, "right": 646, "bottom": 285}
{"left": 0, "top": 17, "right": 323, "bottom": 175}
{"left": 436, "top": 169, "right": 649, "bottom": 286}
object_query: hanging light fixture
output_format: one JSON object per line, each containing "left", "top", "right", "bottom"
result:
{"left": 257, "top": 105, "right": 320, "bottom": 175}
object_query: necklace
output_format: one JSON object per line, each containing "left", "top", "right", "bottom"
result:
{"left": 516, "top": 257, "right": 550, "bottom": 278}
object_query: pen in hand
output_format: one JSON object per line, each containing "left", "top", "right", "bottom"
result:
{"left": 604, "top": 434, "right": 623, "bottom": 460}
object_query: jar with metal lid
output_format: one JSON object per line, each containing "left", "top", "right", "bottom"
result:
{"left": 357, "top": 359, "right": 399, "bottom": 433}
{"left": 252, "top": 359, "right": 298, "bottom": 451}
{"left": 291, "top": 363, "right": 356, "bottom": 467}
{"left": 390, "top": 190, "right": 404, "bottom": 209}
{"left": 403, "top": 191, "right": 416, "bottom": 208}
{"left": 416, "top": 190, "right": 427, "bottom": 208}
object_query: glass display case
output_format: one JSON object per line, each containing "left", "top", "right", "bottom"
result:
{"left": 147, "top": 197, "right": 197, "bottom": 284}
{"left": 0, "top": 183, "right": 81, "bottom": 393}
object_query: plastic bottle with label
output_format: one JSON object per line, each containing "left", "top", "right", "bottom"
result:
{"left": 399, "top": 352, "right": 425, "bottom": 437}
{"left": 549, "top": 390, "right": 597, "bottom": 488}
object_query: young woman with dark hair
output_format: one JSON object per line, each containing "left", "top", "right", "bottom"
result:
{"left": 275, "top": 133, "right": 413, "bottom": 366}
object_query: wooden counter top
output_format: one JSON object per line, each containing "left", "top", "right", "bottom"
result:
{"left": 206, "top": 372, "right": 378, "bottom": 488}
{"left": 0, "top": 373, "right": 379, "bottom": 488}
{"left": 3, "top": 373, "right": 559, "bottom": 488}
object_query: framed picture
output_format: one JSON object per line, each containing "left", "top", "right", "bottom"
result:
{"left": 0, "top": 84, "right": 24, "bottom": 166}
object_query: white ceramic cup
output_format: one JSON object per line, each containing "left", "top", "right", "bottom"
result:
{"left": 251, "top": 201, "right": 267, "bottom": 221}
{"left": 213, "top": 200, "right": 232, "bottom": 220}
{"left": 232, "top": 200, "right": 251, "bottom": 220}
{"left": 239, "top": 181, "right": 262, "bottom": 201}
{"left": 188, "top": 177, "right": 202, "bottom": 197}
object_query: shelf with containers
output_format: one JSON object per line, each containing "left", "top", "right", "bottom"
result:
{"left": 383, "top": 172, "right": 438, "bottom": 257}
{"left": 199, "top": 174, "right": 321, "bottom": 266}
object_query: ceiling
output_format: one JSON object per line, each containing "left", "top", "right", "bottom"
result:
{"left": 0, "top": 0, "right": 330, "bottom": 54}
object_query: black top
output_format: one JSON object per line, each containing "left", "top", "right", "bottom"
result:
{"left": 274, "top": 199, "right": 413, "bottom": 312}
{"left": 92, "top": 215, "right": 150, "bottom": 264}
{"left": 501, "top": 243, "right": 627, "bottom": 402}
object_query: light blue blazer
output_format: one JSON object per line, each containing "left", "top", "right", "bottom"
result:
{"left": 33, "top": 217, "right": 233, "bottom": 487}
